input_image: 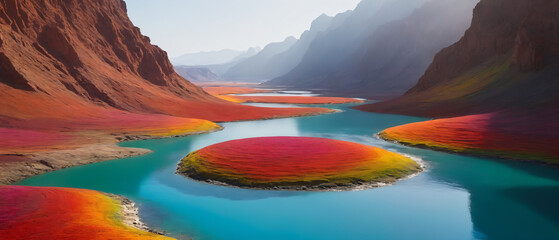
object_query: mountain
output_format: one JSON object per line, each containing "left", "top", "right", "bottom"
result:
{"left": 0, "top": 0, "right": 333, "bottom": 184}
{"left": 174, "top": 66, "right": 222, "bottom": 82}
{"left": 220, "top": 14, "right": 334, "bottom": 82}
{"left": 171, "top": 48, "right": 258, "bottom": 66}
{"left": 264, "top": 0, "right": 431, "bottom": 91}
{"left": 0, "top": 0, "right": 212, "bottom": 111}
{"left": 196, "top": 47, "right": 261, "bottom": 76}
{"left": 266, "top": 0, "right": 477, "bottom": 98}
{"left": 221, "top": 36, "right": 297, "bottom": 81}
{"left": 357, "top": 0, "right": 559, "bottom": 163}
{"left": 357, "top": 0, "right": 559, "bottom": 117}
{"left": 0, "top": 0, "right": 332, "bottom": 124}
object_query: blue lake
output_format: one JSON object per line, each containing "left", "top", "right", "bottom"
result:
{"left": 16, "top": 103, "right": 559, "bottom": 240}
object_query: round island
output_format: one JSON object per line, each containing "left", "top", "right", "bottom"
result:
{"left": 177, "top": 137, "right": 422, "bottom": 190}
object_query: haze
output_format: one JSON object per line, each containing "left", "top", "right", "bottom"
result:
{"left": 125, "top": 0, "right": 361, "bottom": 57}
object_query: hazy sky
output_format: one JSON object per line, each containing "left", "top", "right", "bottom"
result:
{"left": 125, "top": 0, "right": 361, "bottom": 57}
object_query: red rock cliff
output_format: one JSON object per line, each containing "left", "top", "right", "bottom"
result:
{"left": 0, "top": 0, "right": 330, "bottom": 125}
{"left": 0, "top": 0, "right": 213, "bottom": 111}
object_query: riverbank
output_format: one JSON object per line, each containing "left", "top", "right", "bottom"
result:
{"left": 0, "top": 185, "right": 174, "bottom": 239}
{"left": 0, "top": 126, "right": 226, "bottom": 185}
{"left": 0, "top": 94, "right": 339, "bottom": 185}
{"left": 203, "top": 86, "right": 365, "bottom": 105}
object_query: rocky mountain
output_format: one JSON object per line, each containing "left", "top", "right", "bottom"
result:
{"left": 0, "top": 0, "right": 214, "bottom": 110}
{"left": 357, "top": 0, "right": 559, "bottom": 117}
{"left": 0, "top": 0, "right": 331, "bottom": 126}
{"left": 0, "top": 0, "right": 333, "bottom": 184}
{"left": 264, "top": 0, "right": 431, "bottom": 92}
{"left": 174, "top": 66, "right": 222, "bottom": 82}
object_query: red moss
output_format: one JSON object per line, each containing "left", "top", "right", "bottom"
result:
{"left": 0, "top": 186, "right": 173, "bottom": 239}
{"left": 178, "top": 137, "right": 421, "bottom": 189}
{"left": 380, "top": 110, "right": 559, "bottom": 163}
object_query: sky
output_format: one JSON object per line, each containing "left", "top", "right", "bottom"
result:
{"left": 125, "top": 0, "right": 361, "bottom": 57}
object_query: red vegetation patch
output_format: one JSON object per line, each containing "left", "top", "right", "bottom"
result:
{"left": 380, "top": 110, "right": 559, "bottom": 163}
{"left": 178, "top": 137, "right": 421, "bottom": 189}
{"left": 0, "top": 128, "right": 76, "bottom": 154}
{"left": 0, "top": 186, "right": 172, "bottom": 239}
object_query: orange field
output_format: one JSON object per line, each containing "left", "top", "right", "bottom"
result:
{"left": 380, "top": 110, "right": 559, "bottom": 163}
{"left": 0, "top": 186, "right": 173, "bottom": 240}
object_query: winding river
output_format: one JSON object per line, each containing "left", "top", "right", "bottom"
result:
{"left": 16, "top": 92, "right": 559, "bottom": 240}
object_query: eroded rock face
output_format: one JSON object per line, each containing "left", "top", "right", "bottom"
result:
{"left": 0, "top": 0, "right": 212, "bottom": 111}
{"left": 357, "top": 0, "right": 559, "bottom": 117}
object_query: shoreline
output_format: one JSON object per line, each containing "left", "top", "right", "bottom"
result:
{"left": 176, "top": 148, "right": 424, "bottom": 192}
{"left": 377, "top": 132, "right": 559, "bottom": 166}
{"left": 175, "top": 166, "right": 424, "bottom": 192}
{"left": 106, "top": 193, "right": 168, "bottom": 236}
{"left": 1, "top": 108, "right": 341, "bottom": 185}
{"left": 0, "top": 127, "right": 223, "bottom": 185}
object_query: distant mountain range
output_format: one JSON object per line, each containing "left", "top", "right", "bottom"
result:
{"left": 219, "top": 13, "right": 335, "bottom": 82}
{"left": 171, "top": 47, "right": 260, "bottom": 66}
{"left": 220, "top": 36, "right": 298, "bottom": 82}
{"left": 174, "top": 66, "right": 222, "bottom": 83}
{"left": 356, "top": 0, "right": 559, "bottom": 165}
{"left": 263, "top": 0, "right": 478, "bottom": 98}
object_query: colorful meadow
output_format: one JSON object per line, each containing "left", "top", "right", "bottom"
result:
{"left": 0, "top": 110, "right": 221, "bottom": 154}
{"left": 379, "top": 110, "right": 559, "bottom": 164}
{"left": 178, "top": 137, "right": 421, "bottom": 190}
{"left": 0, "top": 186, "right": 173, "bottom": 240}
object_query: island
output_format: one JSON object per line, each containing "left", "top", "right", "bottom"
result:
{"left": 177, "top": 136, "right": 422, "bottom": 190}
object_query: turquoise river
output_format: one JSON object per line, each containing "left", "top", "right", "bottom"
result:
{"left": 16, "top": 94, "right": 559, "bottom": 240}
